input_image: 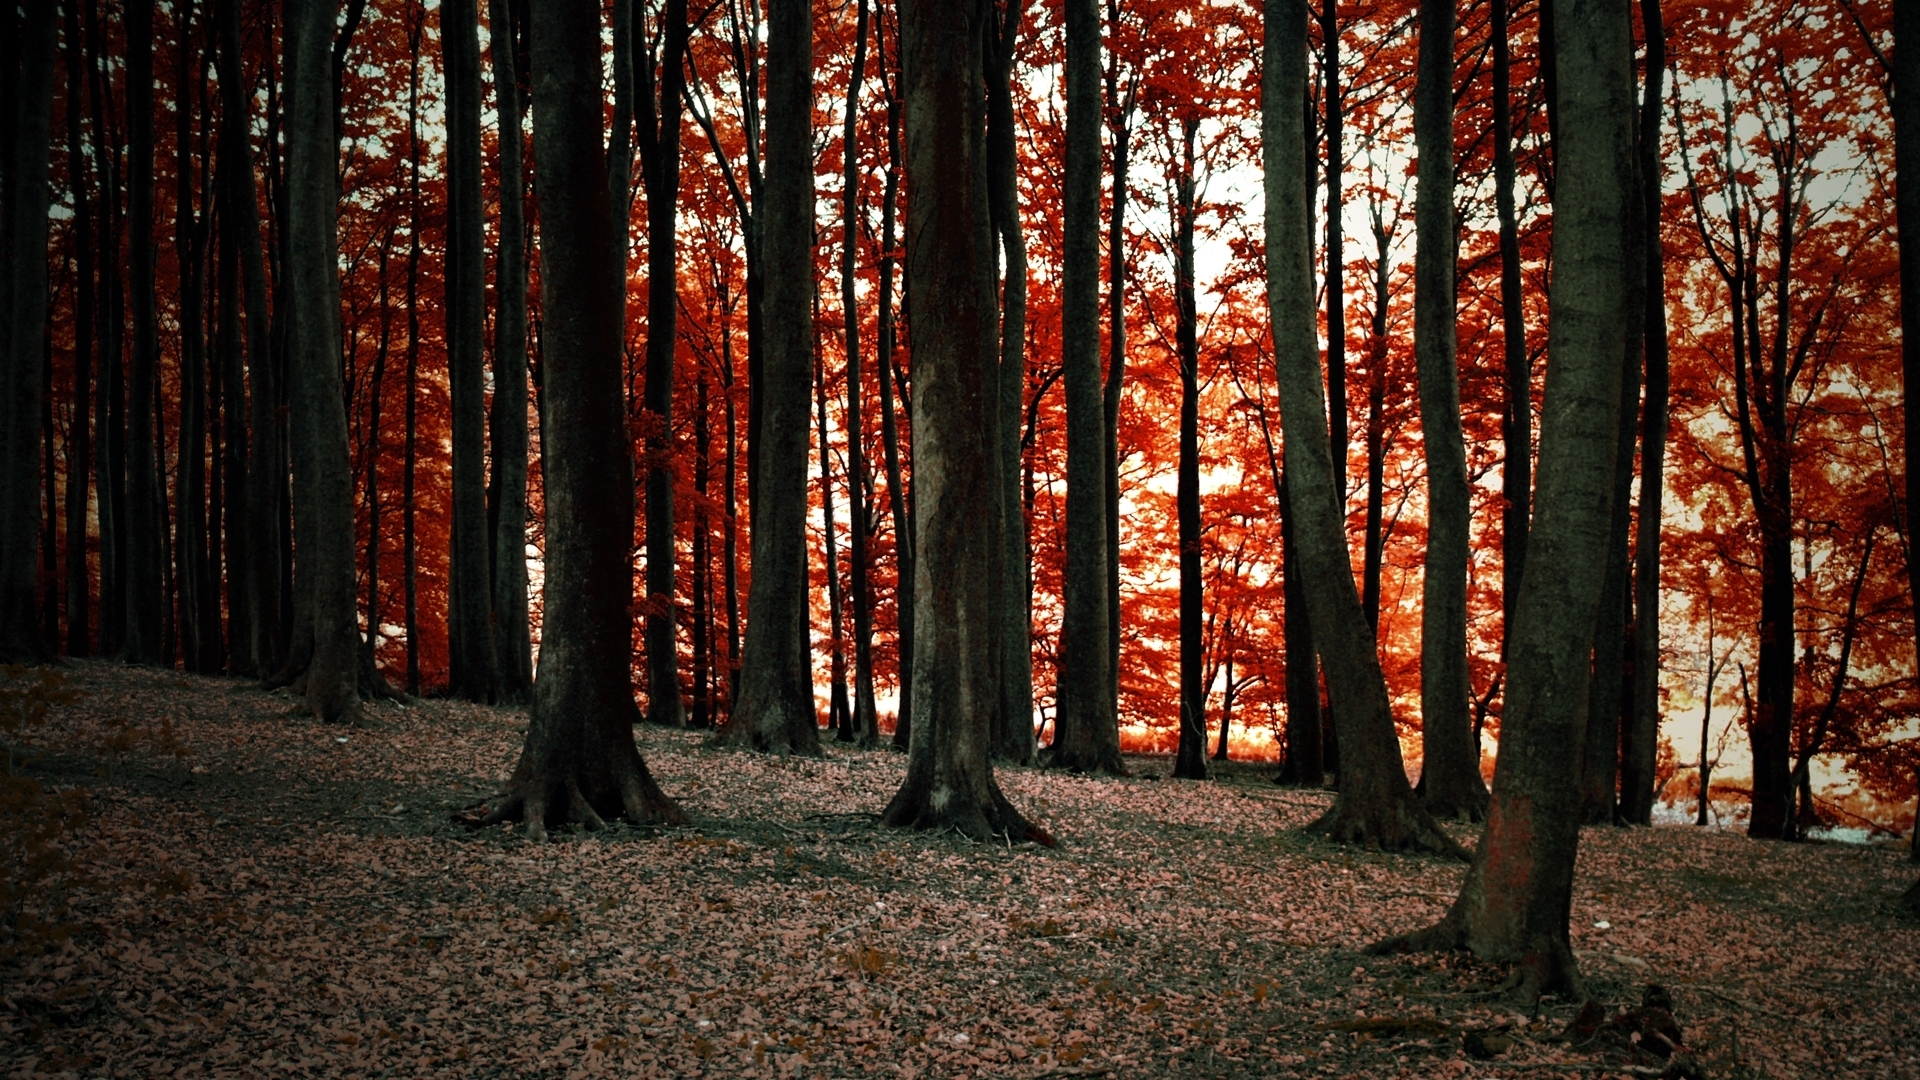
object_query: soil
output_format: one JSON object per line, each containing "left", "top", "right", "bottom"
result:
{"left": 2, "top": 660, "right": 1916, "bottom": 1078}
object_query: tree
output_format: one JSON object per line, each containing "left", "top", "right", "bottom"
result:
{"left": 465, "top": 0, "right": 684, "bottom": 842}
{"left": 0, "top": 2, "right": 58, "bottom": 663}
{"left": 881, "top": 0, "right": 1047, "bottom": 844}
{"left": 729, "top": 0, "right": 821, "bottom": 756}
{"left": 487, "top": 0, "right": 533, "bottom": 704}
{"left": 1371, "top": 0, "right": 1636, "bottom": 998}
{"left": 1264, "top": 0, "right": 1458, "bottom": 855}
{"left": 1412, "top": 0, "right": 1487, "bottom": 822}
{"left": 1172, "top": 114, "right": 1207, "bottom": 782}
{"left": 285, "top": 0, "right": 368, "bottom": 723}
{"left": 841, "top": 0, "right": 880, "bottom": 745}
{"left": 1051, "top": 0, "right": 1125, "bottom": 777}
{"left": 123, "top": 0, "right": 165, "bottom": 665}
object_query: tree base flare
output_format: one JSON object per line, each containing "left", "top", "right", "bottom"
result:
{"left": 455, "top": 747, "right": 684, "bottom": 843}
{"left": 1307, "top": 793, "right": 1470, "bottom": 858}
{"left": 1368, "top": 915, "right": 1583, "bottom": 1002}
{"left": 880, "top": 773, "right": 1055, "bottom": 847}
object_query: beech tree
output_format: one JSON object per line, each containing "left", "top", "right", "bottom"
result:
{"left": 1264, "top": 0, "right": 1457, "bottom": 855}
{"left": 729, "top": 0, "right": 821, "bottom": 756}
{"left": 465, "top": 0, "right": 683, "bottom": 842}
{"left": 1372, "top": 0, "right": 1636, "bottom": 998}
{"left": 880, "top": 0, "right": 1046, "bottom": 843}
{"left": 487, "top": 0, "right": 533, "bottom": 704}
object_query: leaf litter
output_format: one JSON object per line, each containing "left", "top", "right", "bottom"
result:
{"left": 2, "top": 660, "right": 1916, "bottom": 1078}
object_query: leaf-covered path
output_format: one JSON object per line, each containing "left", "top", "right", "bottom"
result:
{"left": 3, "top": 661, "right": 1917, "bottom": 1078}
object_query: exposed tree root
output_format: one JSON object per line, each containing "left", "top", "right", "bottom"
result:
{"left": 881, "top": 772, "right": 1056, "bottom": 847}
{"left": 454, "top": 746, "right": 684, "bottom": 843}
{"left": 1307, "top": 795, "right": 1471, "bottom": 859}
{"left": 1368, "top": 915, "right": 1583, "bottom": 1002}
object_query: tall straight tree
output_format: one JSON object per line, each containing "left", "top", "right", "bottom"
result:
{"left": 1894, "top": 0, "right": 1920, "bottom": 901}
{"left": 123, "top": 0, "right": 164, "bottom": 665}
{"left": 873, "top": 17, "right": 914, "bottom": 749}
{"left": 842, "top": 0, "right": 879, "bottom": 745}
{"left": 443, "top": 0, "right": 496, "bottom": 702}
{"left": 173, "top": 0, "right": 212, "bottom": 673}
{"left": 1051, "top": 0, "right": 1124, "bottom": 776}
{"left": 1265, "top": 0, "right": 1457, "bottom": 854}
{"left": 0, "top": 3, "right": 58, "bottom": 662}
{"left": 487, "top": 0, "right": 533, "bottom": 704}
{"left": 86, "top": 0, "right": 128, "bottom": 660}
{"left": 881, "top": 0, "right": 1045, "bottom": 844}
{"left": 1619, "top": 0, "right": 1669, "bottom": 825}
{"left": 1492, "top": 0, "right": 1530, "bottom": 657}
{"left": 986, "top": 0, "right": 1034, "bottom": 765}
{"left": 402, "top": 3, "right": 424, "bottom": 695}
{"left": 1319, "top": 0, "right": 1348, "bottom": 511}
{"left": 61, "top": 0, "right": 95, "bottom": 659}
{"left": 1172, "top": 116, "right": 1207, "bottom": 781}
{"left": 1102, "top": 10, "right": 1137, "bottom": 723}
{"left": 467, "top": 0, "right": 683, "bottom": 841}
{"left": 1413, "top": 0, "right": 1487, "bottom": 822}
{"left": 1371, "top": 0, "right": 1636, "bottom": 998}
{"left": 285, "top": 0, "right": 365, "bottom": 723}
{"left": 729, "top": 0, "right": 821, "bottom": 756}
{"left": 636, "top": 0, "right": 692, "bottom": 727}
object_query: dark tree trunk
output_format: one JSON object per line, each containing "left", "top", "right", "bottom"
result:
{"left": 1895, "top": 0, "right": 1919, "bottom": 896}
{"left": 1320, "top": 0, "right": 1347, "bottom": 511}
{"left": 1361, "top": 205, "right": 1388, "bottom": 631}
{"left": 363, "top": 234, "right": 392, "bottom": 675}
{"left": 1265, "top": 0, "right": 1456, "bottom": 855}
{"left": 1173, "top": 117, "right": 1207, "bottom": 782}
{"left": 85, "top": 0, "right": 125, "bottom": 659}
{"left": 1102, "top": 28, "right": 1135, "bottom": 725}
{"left": 986, "top": 0, "right": 1034, "bottom": 765}
{"left": 468, "top": 0, "right": 684, "bottom": 841}
{"left": 285, "top": 0, "right": 364, "bottom": 723}
{"left": 843, "top": 0, "right": 879, "bottom": 745}
{"left": 123, "top": 0, "right": 164, "bottom": 665}
{"left": 1372, "top": 0, "right": 1636, "bottom": 999}
{"left": 817, "top": 335, "right": 853, "bottom": 739}
{"left": 403, "top": 8, "right": 423, "bottom": 696}
{"left": 881, "top": 0, "right": 1046, "bottom": 845}
{"left": 874, "top": 28, "right": 913, "bottom": 748}
{"left": 729, "top": 0, "right": 821, "bottom": 756}
{"left": 1279, "top": 466, "right": 1322, "bottom": 786}
{"left": 487, "top": 0, "right": 533, "bottom": 704}
{"left": 216, "top": 162, "right": 248, "bottom": 677}
{"left": 174, "top": 0, "right": 211, "bottom": 674}
{"left": 638, "top": 0, "right": 692, "bottom": 727}
{"left": 62, "top": 1, "right": 94, "bottom": 658}
{"left": 1413, "top": 0, "right": 1487, "bottom": 823}
{"left": 1619, "top": 0, "right": 1669, "bottom": 827}
{"left": 444, "top": 0, "right": 496, "bottom": 703}
{"left": 1493, "top": 0, "right": 1530, "bottom": 661}
{"left": 1051, "top": 0, "right": 1124, "bottom": 776}
{"left": 692, "top": 367, "right": 713, "bottom": 728}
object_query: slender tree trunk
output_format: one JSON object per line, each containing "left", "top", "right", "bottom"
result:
{"left": 875, "top": 31, "right": 913, "bottom": 748}
{"left": 175, "top": 1, "right": 210, "bottom": 674}
{"left": 1361, "top": 205, "right": 1388, "bottom": 631}
{"left": 1102, "top": 40, "right": 1135, "bottom": 725}
{"left": 43, "top": 329, "right": 58, "bottom": 651}
{"left": 122, "top": 0, "right": 164, "bottom": 665}
{"left": 638, "top": 0, "right": 692, "bottom": 727}
{"left": 1372, "top": 0, "right": 1636, "bottom": 998}
{"left": 843, "top": 0, "right": 879, "bottom": 745}
{"left": 1052, "top": 0, "right": 1123, "bottom": 776}
{"left": 817, "top": 336, "right": 853, "bottom": 738}
{"left": 488, "top": 0, "right": 533, "bottom": 703}
{"left": 1414, "top": 0, "right": 1486, "bottom": 822}
{"left": 85, "top": 0, "right": 124, "bottom": 658}
{"left": 1320, "top": 0, "right": 1348, "bottom": 513}
{"left": 1265, "top": 0, "right": 1455, "bottom": 854}
{"left": 286, "top": 0, "right": 363, "bottom": 723}
{"left": 444, "top": 0, "right": 496, "bottom": 702}
{"left": 1619, "top": 0, "right": 1669, "bottom": 826}
{"left": 216, "top": 165, "right": 248, "bottom": 676}
{"left": 468, "top": 0, "right": 684, "bottom": 841}
{"left": 1173, "top": 117, "right": 1207, "bottom": 782}
{"left": 403, "top": 7, "right": 423, "bottom": 696}
{"left": 363, "top": 235, "right": 392, "bottom": 674}
{"left": 692, "top": 367, "right": 713, "bottom": 728}
{"left": 62, "top": 2, "right": 95, "bottom": 658}
{"left": 1894, "top": 0, "right": 1920, "bottom": 893}
{"left": 1493, "top": 0, "right": 1530, "bottom": 661}
{"left": 986, "top": 0, "right": 1034, "bottom": 765}
{"left": 881, "top": 0, "right": 1046, "bottom": 845}
{"left": 730, "top": 0, "right": 821, "bottom": 756}
{"left": 1279, "top": 465, "right": 1322, "bottom": 785}
{"left": 722, "top": 281, "right": 742, "bottom": 710}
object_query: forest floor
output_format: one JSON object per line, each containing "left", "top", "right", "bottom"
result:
{"left": 2, "top": 660, "right": 1916, "bottom": 1080}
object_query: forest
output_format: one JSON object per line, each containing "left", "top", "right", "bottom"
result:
{"left": 0, "top": 0, "right": 1916, "bottom": 1076}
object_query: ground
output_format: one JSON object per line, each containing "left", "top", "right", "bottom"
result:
{"left": 2, "top": 660, "right": 1917, "bottom": 1079}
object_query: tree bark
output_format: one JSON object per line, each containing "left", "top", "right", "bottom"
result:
{"left": 1320, "top": 0, "right": 1347, "bottom": 512}
{"left": 1051, "top": 0, "right": 1124, "bottom": 776}
{"left": 1361, "top": 204, "right": 1388, "bottom": 631}
{"left": 1413, "top": 0, "right": 1486, "bottom": 823}
{"left": 468, "top": 0, "right": 684, "bottom": 841}
{"left": 1619, "top": 0, "right": 1669, "bottom": 826}
{"left": 1493, "top": 0, "right": 1530, "bottom": 662}
{"left": 123, "top": 0, "right": 164, "bottom": 665}
{"left": 61, "top": 0, "right": 94, "bottom": 659}
{"left": 843, "top": 0, "right": 879, "bottom": 746}
{"left": 1102, "top": 27, "right": 1135, "bottom": 726}
{"left": 285, "top": 0, "right": 364, "bottom": 723}
{"left": 986, "top": 0, "right": 1034, "bottom": 766}
{"left": 174, "top": 1, "right": 211, "bottom": 674}
{"left": 402, "top": 6, "right": 423, "bottom": 696}
{"left": 443, "top": 0, "right": 496, "bottom": 703}
{"left": 1278, "top": 464, "right": 1322, "bottom": 785}
{"left": 1173, "top": 117, "right": 1207, "bottom": 782}
{"left": 1370, "top": 0, "right": 1635, "bottom": 999}
{"left": 84, "top": 0, "right": 125, "bottom": 659}
{"left": 1896, "top": 0, "right": 1919, "bottom": 896}
{"left": 1265, "top": 0, "right": 1458, "bottom": 855}
{"left": 874, "top": 27, "right": 914, "bottom": 749}
{"left": 816, "top": 331, "right": 853, "bottom": 739}
{"left": 487, "top": 0, "right": 533, "bottom": 704}
{"left": 729, "top": 0, "right": 821, "bottom": 756}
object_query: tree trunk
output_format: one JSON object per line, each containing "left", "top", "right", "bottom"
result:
{"left": 1897, "top": 0, "right": 1919, "bottom": 891}
{"left": 817, "top": 336, "right": 853, "bottom": 739}
{"left": 1264, "top": 0, "right": 1457, "bottom": 854}
{"left": 487, "top": 0, "right": 533, "bottom": 704}
{"left": 1173, "top": 117, "right": 1207, "bottom": 782}
{"left": 1320, "top": 0, "right": 1348, "bottom": 511}
{"left": 986, "top": 0, "right": 1034, "bottom": 766}
{"left": 1361, "top": 205, "right": 1388, "bottom": 631}
{"left": 843, "top": 0, "right": 879, "bottom": 746}
{"left": 1371, "top": 0, "right": 1636, "bottom": 999}
{"left": 1619, "top": 0, "right": 1669, "bottom": 827}
{"left": 443, "top": 0, "right": 496, "bottom": 703}
{"left": 729, "top": 0, "right": 821, "bottom": 756}
{"left": 85, "top": 0, "right": 125, "bottom": 659}
{"left": 122, "top": 0, "right": 164, "bottom": 665}
{"left": 363, "top": 234, "right": 392, "bottom": 675}
{"left": 1103, "top": 38, "right": 1135, "bottom": 727}
{"left": 875, "top": 32, "right": 913, "bottom": 749}
{"left": 1051, "top": 0, "right": 1124, "bottom": 776}
{"left": 62, "top": 1, "right": 94, "bottom": 659}
{"left": 403, "top": 7, "right": 423, "bottom": 696}
{"left": 286, "top": 0, "right": 364, "bottom": 723}
{"left": 174, "top": 1, "right": 210, "bottom": 674}
{"left": 1279, "top": 466, "right": 1322, "bottom": 785}
{"left": 692, "top": 368, "right": 713, "bottom": 727}
{"left": 1413, "top": 0, "right": 1486, "bottom": 823}
{"left": 1493, "top": 0, "right": 1530, "bottom": 662}
{"left": 881, "top": 0, "right": 1046, "bottom": 845}
{"left": 638, "top": 0, "right": 691, "bottom": 728}
{"left": 468, "top": 0, "right": 684, "bottom": 841}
